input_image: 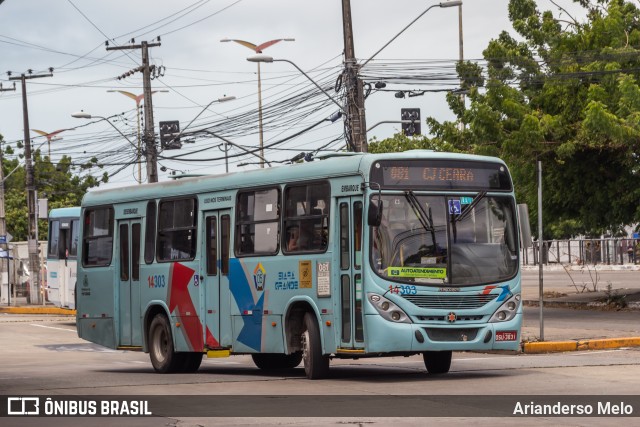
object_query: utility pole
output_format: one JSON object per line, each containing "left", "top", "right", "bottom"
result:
{"left": 107, "top": 40, "right": 161, "bottom": 183}
{"left": 9, "top": 70, "right": 53, "bottom": 304}
{"left": 0, "top": 141, "right": 7, "bottom": 305}
{"left": 457, "top": 4, "right": 465, "bottom": 131}
{"left": 341, "top": 0, "right": 368, "bottom": 152}
{"left": 0, "top": 83, "right": 14, "bottom": 305}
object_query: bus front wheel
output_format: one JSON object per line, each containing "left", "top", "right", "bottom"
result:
{"left": 149, "top": 314, "right": 183, "bottom": 373}
{"left": 423, "top": 350, "right": 452, "bottom": 374}
{"left": 251, "top": 353, "right": 302, "bottom": 370}
{"left": 301, "top": 313, "right": 329, "bottom": 379}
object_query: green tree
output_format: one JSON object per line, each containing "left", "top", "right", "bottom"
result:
{"left": 1, "top": 135, "right": 105, "bottom": 241}
{"left": 372, "top": 0, "right": 640, "bottom": 238}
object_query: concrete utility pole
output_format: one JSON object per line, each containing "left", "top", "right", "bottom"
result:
{"left": 341, "top": 0, "right": 368, "bottom": 152}
{"left": 9, "top": 70, "right": 53, "bottom": 304}
{"left": 107, "top": 40, "right": 161, "bottom": 183}
{"left": 0, "top": 144, "right": 6, "bottom": 304}
{"left": 458, "top": 4, "right": 464, "bottom": 94}
{"left": 0, "top": 84, "right": 14, "bottom": 305}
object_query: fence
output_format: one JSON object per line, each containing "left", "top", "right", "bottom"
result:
{"left": 522, "top": 238, "right": 640, "bottom": 266}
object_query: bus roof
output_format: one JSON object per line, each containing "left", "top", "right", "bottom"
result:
{"left": 49, "top": 206, "right": 81, "bottom": 218}
{"left": 81, "top": 151, "right": 507, "bottom": 207}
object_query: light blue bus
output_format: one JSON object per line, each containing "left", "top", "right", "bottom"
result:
{"left": 47, "top": 207, "right": 81, "bottom": 309}
{"left": 76, "top": 151, "right": 522, "bottom": 379}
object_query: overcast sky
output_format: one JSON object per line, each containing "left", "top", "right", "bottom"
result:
{"left": 0, "top": 0, "right": 585, "bottom": 188}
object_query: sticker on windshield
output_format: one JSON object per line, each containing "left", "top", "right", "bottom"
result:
{"left": 388, "top": 267, "right": 446, "bottom": 279}
{"left": 448, "top": 199, "right": 461, "bottom": 215}
{"left": 460, "top": 196, "right": 473, "bottom": 205}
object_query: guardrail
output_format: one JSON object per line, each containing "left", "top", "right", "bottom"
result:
{"left": 522, "top": 238, "right": 640, "bottom": 266}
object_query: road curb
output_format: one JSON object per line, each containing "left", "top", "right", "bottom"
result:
{"left": 522, "top": 337, "right": 640, "bottom": 354}
{"left": 0, "top": 306, "right": 76, "bottom": 315}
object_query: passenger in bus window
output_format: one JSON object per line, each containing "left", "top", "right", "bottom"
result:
{"left": 287, "top": 224, "right": 311, "bottom": 251}
{"left": 287, "top": 226, "right": 301, "bottom": 251}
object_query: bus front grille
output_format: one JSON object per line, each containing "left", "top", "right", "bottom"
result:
{"left": 403, "top": 294, "right": 498, "bottom": 309}
{"left": 423, "top": 328, "right": 480, "bottom": 342}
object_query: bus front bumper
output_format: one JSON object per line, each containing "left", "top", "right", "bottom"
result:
{"left": 365, "top": 314, "right": 522, "bottom": 353}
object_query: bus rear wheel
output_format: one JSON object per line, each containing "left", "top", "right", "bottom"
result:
{"left": 301, "top": 313, "right": 329, "bottom": 379}
{"left": 252, "top": 353, "right": 302, "bottom": 370}
{"left": 149, "top": 314, "right": 183, "bottom": 373}
{"left": 423, "top": 350, "right": 452, "bottom": 374}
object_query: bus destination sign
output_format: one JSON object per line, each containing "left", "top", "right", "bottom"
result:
{"left": 371, "top": 160, "right": 512, "bottom": 191}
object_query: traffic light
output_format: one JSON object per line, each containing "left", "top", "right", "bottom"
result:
{"left": 401, "top": 108, "right": 421, "bottom": 136}
{"left": 159, "top": 121, "right": 181, "bottom": 150}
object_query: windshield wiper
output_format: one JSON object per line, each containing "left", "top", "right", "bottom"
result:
{"left": 404, "top": 190, "right": 433, "bottom": 232}
{"left": 404, "top": 190, "right": 439, "bottom": 255}
{"left": 451, "top": 191, "right": 487, "bottom": 225}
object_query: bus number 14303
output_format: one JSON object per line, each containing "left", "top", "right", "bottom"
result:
{"left": 148, "top": 275, "right": 166, "bottom": 288}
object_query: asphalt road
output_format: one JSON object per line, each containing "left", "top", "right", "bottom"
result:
{"left": 1, "top": 311, "right": 639, "bottom": 426}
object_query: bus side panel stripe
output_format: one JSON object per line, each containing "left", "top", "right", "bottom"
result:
{"left": 166, "top": 262, "right": 203, "bottom": 351}
{"left": 229, "top": 259, "right": 263, "bottom": 351}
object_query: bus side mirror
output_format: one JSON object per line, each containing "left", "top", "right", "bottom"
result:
{"left": 368, "top": 200, "right": 383, "bottom": 227}
{"left": 517, "top": 203, "right": 532, "bottom": 249}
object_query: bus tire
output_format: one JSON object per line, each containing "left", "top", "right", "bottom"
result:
{"left": 301, "top": 312, "right": 329, "bottom": 379}
{"left": 251, "top": 353, "right": 303, "bottom": 370}
{"left": 149, "top": 314, "right": 182, "bottom": 373}
{"left": 423, "top": 350, "right": 452, "bottom": 374}
{"left": 180, "top": 352, "right": 203, "bottom": 373}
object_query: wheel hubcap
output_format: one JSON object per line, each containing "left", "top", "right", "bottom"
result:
{"left": 302, "top": 330, "right": 310, "bottom": 366}
{"left": 153, "top": 327, "right": 167, "bottom": 363}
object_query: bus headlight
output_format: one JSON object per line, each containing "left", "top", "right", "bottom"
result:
{"left": 489, "top": 294, "right": 521, "bottom": 323}
{"left": 368, "top": 293, "right": 411, "bottom": 324}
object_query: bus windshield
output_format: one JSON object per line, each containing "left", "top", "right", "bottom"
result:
{"left": 371, "top": 193, "right": 518, "bottom": 286}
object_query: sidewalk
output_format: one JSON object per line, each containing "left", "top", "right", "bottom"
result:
{"left": 521, "top": 287, "right": 640, "bottom": 353}
{"left": 0, "top": 305, "right": 75, "bottom": 315}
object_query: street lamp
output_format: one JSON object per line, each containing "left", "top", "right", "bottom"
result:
{"left": 221, "top": 38, "right": 295, "bottom": 168}
{"left": 361, "top": 1, "right": 462, "bottom": 68}
{"left": 366, "top": 120, "right": 415, "bottom": 132}
{"left": 158, "top": 95, "right": 236, "bottom": 158}
{"left": 30, "top": 128, "right": 70, "bottom": 159}
{"left": 247, "top": 55, "right": 346, "bottom": 114}
{"left": 197, "top": 130, "right": 272, "bottom": 171}
{"left": 71, "top": 111, "right": 139, "bottom": 176}
{"left": 107, "top": 89, "right": 168, "bottom": 183}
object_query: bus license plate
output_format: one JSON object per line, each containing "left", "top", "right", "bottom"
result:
{"left": 495, "top": 331, "right": 517, "bottom": 341}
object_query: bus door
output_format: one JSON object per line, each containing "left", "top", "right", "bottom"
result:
{"left": 201, "top": 209, "right": 231, "bottom": 348}
{"left": 337, "top": 197, "right": 365, "bottom": 350}
{"left": 58, "top": 218, "right": 79, "bottom": 309}
{"left": 116, "top": 219, "right": 142, "bottom": 346}
{"left": 57, "top": 224, "right": 70, "bottom": 307}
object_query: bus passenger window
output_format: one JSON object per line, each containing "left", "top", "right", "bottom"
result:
{"left": 82, "top": 207, "right": 114, "bottom": 267}
{"left": 144, "top": 201, "right": 157, "bottom": 264}
{"left": 157, "top": 198, "right": 197, "bottom": 262}
{"left": 283, "top": 181, "right": 329, "bottom": 254}
{"left": 70, "top": 220, "right": 79, "bottom": 257}
{"left": 48, "top": 221, "right": 60, "bottom": 259}
{"left": 235, "top": 188, "right": 279, "bottom": 256}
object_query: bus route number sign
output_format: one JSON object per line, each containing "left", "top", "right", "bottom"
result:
{"left": 371, "top": 160, "right": 512, "bottom": 191}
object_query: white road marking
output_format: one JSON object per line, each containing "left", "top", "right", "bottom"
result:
{"left": 29, "top": 323, "right": 76, "bottom": 332}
